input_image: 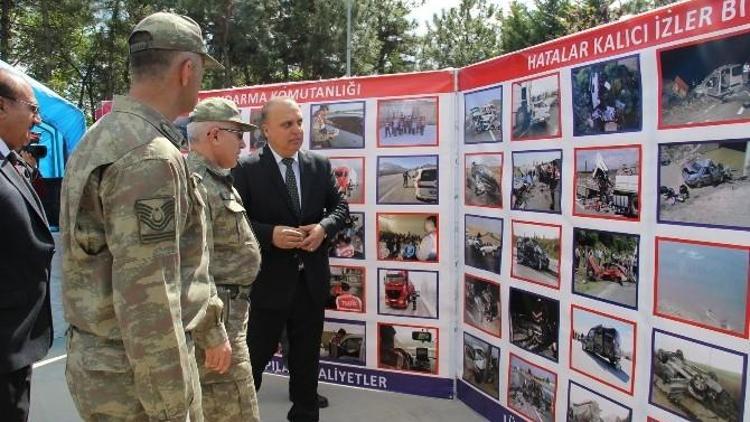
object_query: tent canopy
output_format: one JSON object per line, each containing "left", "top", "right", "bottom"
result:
{"left": 0, "top": 60, "right": 86, "bottom": 178}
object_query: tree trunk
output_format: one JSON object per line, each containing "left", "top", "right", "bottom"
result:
{"left": 0, "top": 0, "right": 11, "bottom": 61}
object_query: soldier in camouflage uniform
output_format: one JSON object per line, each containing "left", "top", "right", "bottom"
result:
{"left": 60, "top": 12, "right": 231, "bottom": 421}
{"left": 186, "top": 98, "right": 262, "bottom": 421}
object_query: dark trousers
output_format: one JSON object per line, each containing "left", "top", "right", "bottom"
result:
{"left": 0, "top": 365, "right": 32, "bottom": 422}
{"left": 248, "top": 272, "right": 324, "bottom": 422}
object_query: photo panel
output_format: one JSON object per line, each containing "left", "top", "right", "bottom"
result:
{"left": 509, "top": 287, "right": 560, "bottom": 362}
{"left": 464, "top": 274, "right": 501, "bottom": 338}
{"left": 377, "top": 97, "right": 439, "bottom": 147}
{"left": 309, "top": 101, "right": 365, "bottom": 149}
{"left": 571, "top": 54, "right": 642, "bottom": 136}
{"left": 507, "top": 353, "right": 557, "bottom": 422}
{"left": 464, "top": 214, "right": 503, "bottom": 275}
{"left": 377, "top": 213, "right": 439, "bottom": 263}
{"left": 568, "top": 380, "right": 633, "bottom": 422}
{"left": 464, "top": 85, "right": 503, "bottom": 144}
{"left": 511, "top": 149, "right": 562, "bottom": 214}
{"left": 658, "top": 30, "right": 750, "bottom": 129}
{"left": 329, "top": 212, "right": 365, "bottom": 260}
{"left": 658, "top": 139, "right": 750, "bottom": 231}
{"left": 465, "top": 152, "right": 503, "bottom": 208}
{"left": 377, "top": 268, "right": 439, "bottom": 319}
{"left": 570, "top": 305, "right": 637, "bottom": 395}
{"left": 241, "top": 107, "right": 265, "bottom": 154}
{"left": 377, "top": 323, "right": 439, "bottom": 375}
{"left": 572, "top": 227, "right": 640, "bottom": 309}
{"left": 463, "top": 332, "right": 500, "bottom": 399}
{"left": 326, "top": 265, "right": 365, "bottom": 314}
{"left": 330, "top": 157, "right": 365, "bottom": 205}
{"left": 654, "top": 237, "right": 750, "bottom": 338}
{"left": 377, "top": 155, "right": 439, "bottom": 205}
{"left": 320, "top": 319, "right": 366, "bottom": 366}
{"left": 511, "top": 220, "right": 562, "bottom": 290}
{"left": 574, "top": 145, "right": 642, "bottom": 221}
{"left": 649, "top": 329, "right": 748, "bottom": 422}
{"left": 511, "top": 73, "right": 561, "bottom": 141}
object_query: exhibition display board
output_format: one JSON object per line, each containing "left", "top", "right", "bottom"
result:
{"left": 151, "top": 0, "right": 750, "bottom": 419}
{"left": 456, "top": 0, "right": 750, "bottom": 421}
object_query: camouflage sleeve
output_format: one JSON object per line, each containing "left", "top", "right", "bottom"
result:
{"left": 101, "top": 158, "right": 193, "bottom": 420}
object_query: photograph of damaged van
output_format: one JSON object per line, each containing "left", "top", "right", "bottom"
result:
{"left": 414, "top": 166, "right": 438, "bottom": 202}
{"left": 581, "top": 325, "right": 622, "bottom": 367}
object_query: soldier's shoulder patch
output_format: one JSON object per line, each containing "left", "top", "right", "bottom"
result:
{"left": 134, "top": 196, "right": 176, "bottom": 243}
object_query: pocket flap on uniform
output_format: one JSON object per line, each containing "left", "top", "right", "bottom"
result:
{"left": 81, "top": 346, "right": 131, "bottom": 372}
{"left": 223, "top": 199, "right": 245, "bottom": 213}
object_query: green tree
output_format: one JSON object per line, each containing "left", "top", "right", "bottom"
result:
{"left": 499, "top": 1, "right": 534, "bottom": 53}
{"left": 419, "top": 0, "right": 503, "bottom": 69}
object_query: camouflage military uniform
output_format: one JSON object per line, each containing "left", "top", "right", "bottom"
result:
{"left": 60, "top": 94, "right": 227, "bottom": 422}
{"left": 187, "top": 151, "right": 262, "bottom": 422}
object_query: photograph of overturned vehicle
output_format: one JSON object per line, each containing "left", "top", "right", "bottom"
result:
{"left": 464, "top": 85, "right": 503, "bottom": 143}
{"left": 512, "top": 73, "right": 561, "bottom": 140}
{"left": 378, "top": 323, "right": 438, "bottom": 375}
{"left": 377, "top": 155, "right": 439, "bottom": 204}
{"left": 329, "top": 212, "right": 365, "bottom": 259}
{"left": 650, "top": 329, "right": 746, "bottom": 422}
{"left": 330, "top": 157, "right": 364, "bottom": 204}
{"left": 378, "top": 269, "right": 438, "bottom": 319}
{"left": 567, "top": 380, "right": 632, "bottom": 422}
{"left": 512, "top": 220, "right": 561, "bottom": 288}
{"left": 659, "top": 139, "right": 750, "bottom": 230}
{"left": 320, "top": 319, "right": 366, "bottom": 366}
{"left": 659, "top": 31, "right": 750, "bottom": 128}
{"left": 464, "top": 274, "right": 501, "bottom": 338}
{"left": 464, "top": 214, "right": 503, "bottom": 275}
{"left": 508, "top": 353, "right": 557, "bottom": 422}
{"left": 512, "top": 149, "right": 562, "bottom": 213}
{"left": 510, "top": 288, "right": 559, "bottom": 361}
{"left": 574, "top": 146, "right": 641, "bottom": 220}
{"left": 310, "top": 101, "right": 365, "bottom": 149}
{"left": 462, "top": 333, "right": 500, "bottom": 399}
{"left": 573, "top": 228, "right": 639, "bottom": 308}
{"left": 571, "top": 305, "right": 636, "bottom": 394}
{"left": 465, "top": 153, "right": 502, "bottom": 208}
{"left": 571, "top": 55, "right": 642, "bottom": 136}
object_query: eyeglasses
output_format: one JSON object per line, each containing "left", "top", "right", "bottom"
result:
{"left": 1, "top": 95, "right": 40, "bottom": 115}
{"left": 218, "top": 128, "right": 245, "bottom": 139}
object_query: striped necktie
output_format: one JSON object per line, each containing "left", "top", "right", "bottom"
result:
{"left": 282, "top": 157, "right": 301, "bottom": 216}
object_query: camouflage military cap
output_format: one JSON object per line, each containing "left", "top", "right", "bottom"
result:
{"left": 129, "top": 12, "right": 222, "bottom": 70}
{"left": 189, "top": 98, "right": 256, "bottom": 131}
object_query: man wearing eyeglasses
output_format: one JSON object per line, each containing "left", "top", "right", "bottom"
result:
{"left": 0, "top": 68, "right": 54, "bottom": 422}
{"left": 185, "top": 97, "right": 262, "bottom": 422}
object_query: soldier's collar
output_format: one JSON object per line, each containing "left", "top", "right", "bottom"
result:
{"left": 111, "top": 95, "right": 186, "bottom": 148}
{"left": 187, "top": 150, "right": 230, "bottom": 178}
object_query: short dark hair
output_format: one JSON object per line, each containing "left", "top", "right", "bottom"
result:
{"left": 128, "top": 32, "right": 182, "bottom": 81}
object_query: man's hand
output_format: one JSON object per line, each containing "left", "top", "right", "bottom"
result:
{"left": 299, "top": 224, "right": 326, "bottom": 252}
{"left": 204, "top": 340, "right": 232, "bottom": 374}
{"left": 19, "top": 150, "right": 37, "bottom": 169}
{"left": 272, "top": 226, "right": 305, "bottom": 249}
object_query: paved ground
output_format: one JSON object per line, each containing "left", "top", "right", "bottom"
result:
{"left": 512, "top": 257, "right": 559, "bottom": 287}
{"left": 378, "top": 173, "right": 420, "bottom": 203}
{"left": 571, "top": 339, "right": 632, "bottom": 391}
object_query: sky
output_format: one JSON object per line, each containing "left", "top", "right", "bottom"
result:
{"left": 409, "top": 0, "right": 519, "bottom": 35}
{"left": 654, "top": 331, "right": 744, "bottom": 375}
{"left": 576, "top": 148, "right": 640, "bottom": 172}
{"left": 466, "top": 214, "right": 503, "bottom": 234}
{"left": 513, "top": 150, "right": 561, "bottom": 168}
{"left": 513, "top": 221, "right": 559, "bottom": 240}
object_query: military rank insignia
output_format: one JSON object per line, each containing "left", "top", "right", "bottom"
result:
{"left": 135, "top": 196, "right": 176, "bottom": 243}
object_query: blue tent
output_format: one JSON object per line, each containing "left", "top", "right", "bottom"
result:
{"left": 0, "top": 60, "right": 86, "bottom": 178}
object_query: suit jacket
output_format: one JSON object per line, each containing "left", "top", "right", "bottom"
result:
{"left": 0, "top": 153, "right": 54, "bottom": 373}
{"left": 232, "top": 146, "right": 349, "bottom": 310}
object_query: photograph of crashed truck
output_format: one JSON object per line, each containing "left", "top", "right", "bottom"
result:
{"left": 658, "top": 139, "right": 750, "bottom": 231}
{"left": 464, "top": 274, "right": 501, "bottom": 338}
{"left": 567, "top": 380, "right": 632, "bottom": 422}
{"left": 650, "top": 329, "right": 747, "bottom": 422}
{"left": 659, "top": 30, "right": 750, "bottom": 129}
{"left": 507, "top": 353, "right": 557, "bottom": 422}
{"left": 574, "top": 145, "right": 641, "bottom": 220}
{"left": 511, "top": 73, "right": 561, "bottom": 140}
{"left": 572, "top": 227, "right": 639, "bottom": 309}
{"left": 464, "top": 85, "right": 502, "bottom": 143}
{"left": 464, "top": 214, "right": 503, "bottom": 275}
{"left": 570, "top": 305, "right": 636, "bottom": 395}
{"left": 511, "top": 149, "right": 562, "bottom": 213}
{"left": 465, "top": 153, "right": 503, "bottom": 208}
{"left": 462, "top": 332, "right": 500, "bottom": 399}
{"left": 377, "top": 269, "right": 438, "bottom": 319}
{"left": 571, "top": 55, "right": 642, "bottom": 136}
{"left": 511, "top": 220, "right": 561, "bottom": 289}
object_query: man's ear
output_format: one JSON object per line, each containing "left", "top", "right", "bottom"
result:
{"left": 0, "top": 97, "right": 8, "bottom": 118}
{"left": 179, "top": 58, "right": 194, "bottom": 88}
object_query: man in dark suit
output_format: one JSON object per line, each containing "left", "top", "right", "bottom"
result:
{"left": 232, "top": 97, "right": 348, "bottom": 422}
{"left": 0, "top": 69, "right": 54, "bottom": 421}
